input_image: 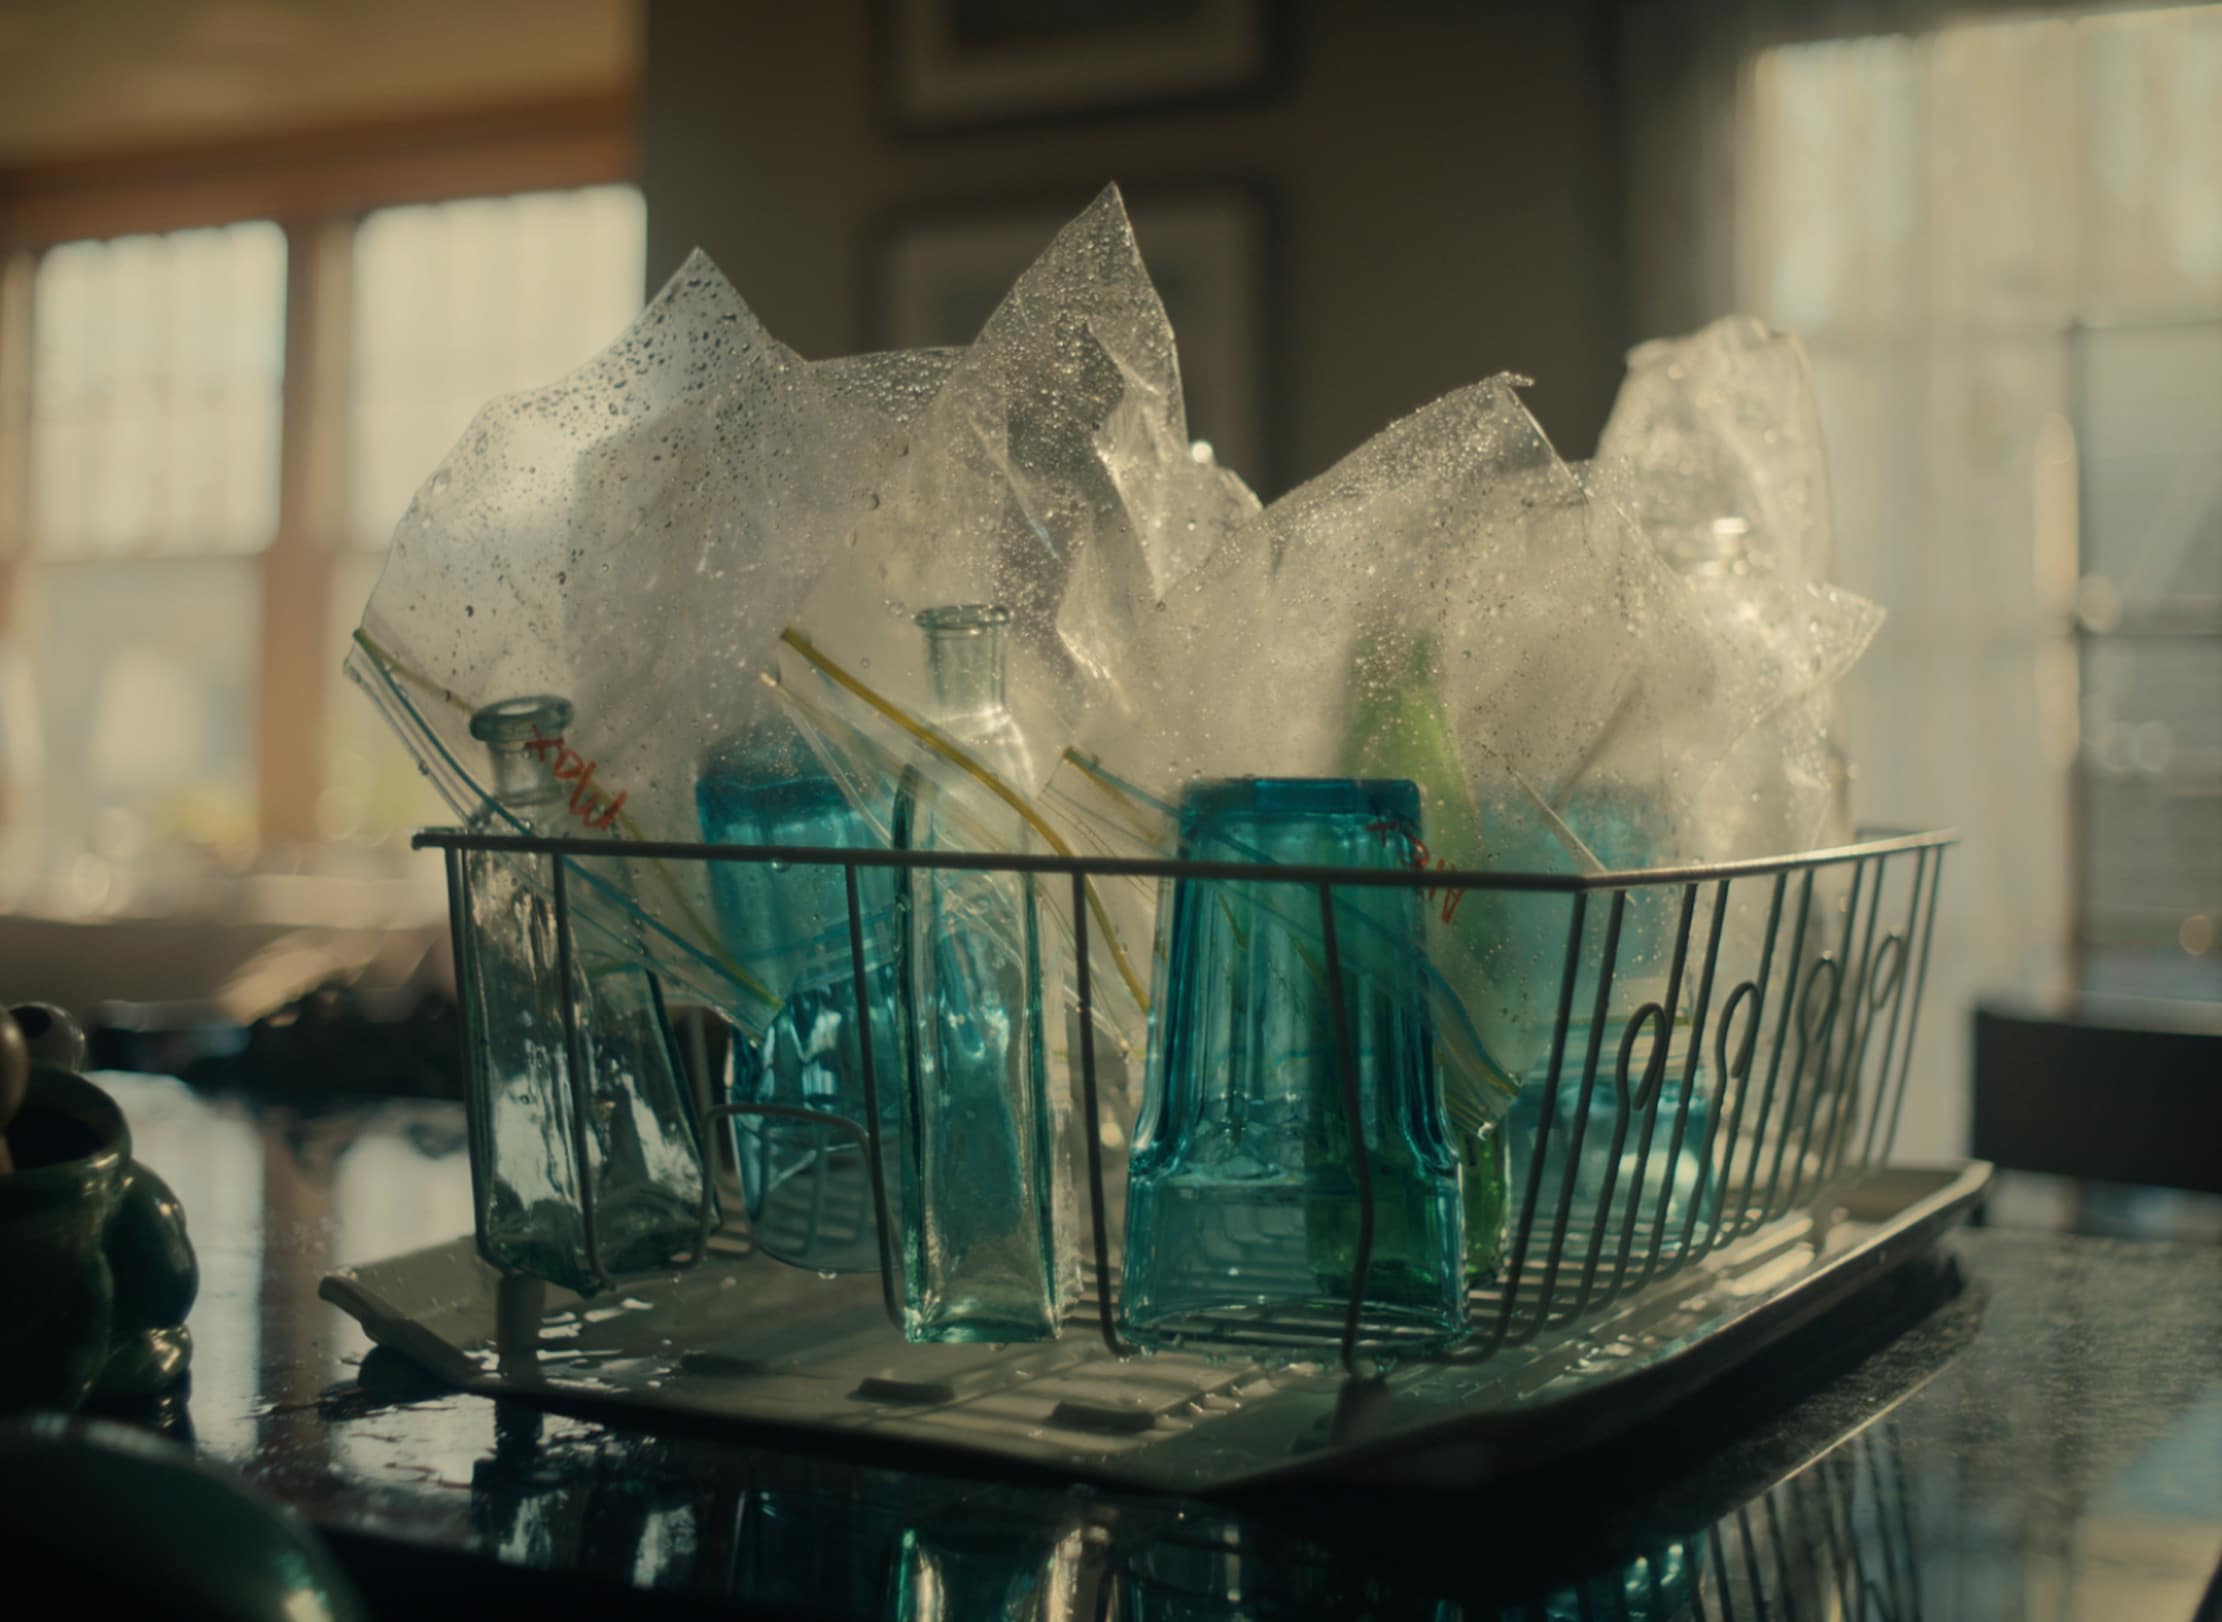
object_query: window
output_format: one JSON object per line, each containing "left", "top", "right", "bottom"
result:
{"left": 8, "top": 221, "right": 286, "bottom": 912}
{"left": 30, "top": 225, "right": 286, "bottom": 558}
{"left": 1733, "top": 5, "right": 2222, "bottom": 1149}
{"left": 0, "top": 182, "right": 643, "bottom": 915}
{"left": 328, "top": 185, "right": 645, "bottom": 850}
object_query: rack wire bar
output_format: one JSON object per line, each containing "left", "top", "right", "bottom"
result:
{"left": 1314, "top": 881, "right": 1376, "bottom": 1372}
{"left": 418, "top": 826, "right": 1952, "bottom": 890}
{"left": 419, "top": 823, "right": 1956, "bottom": 1377}
{"left": 547, "top": 852, "right": 608, "bottom": 1291}
{"left": 841, "top": 863, "right": 905, "bottom": 1330}
{"left": 1071, "top": 872, "right": 1133, "bottom": 1360}
{"left": 443, "top": 845, "right": 494, "bottom": 1244}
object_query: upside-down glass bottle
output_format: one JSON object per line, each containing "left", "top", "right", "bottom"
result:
{"left": 1119, "top": 777, "right": 1465, "bottom": 1354}
{"left": 891, "top": 604, "right": 1075, "bottom": 1343}
{"left": 460, "top": 695, "right": 709, "bottom": 1295}
{"left": 695, "top": 718, "right": 903, "bottom": 1274}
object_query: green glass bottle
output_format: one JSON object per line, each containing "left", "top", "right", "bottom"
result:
{"left": 1341, "top": 630, "right": 1511, "bottom": 1284}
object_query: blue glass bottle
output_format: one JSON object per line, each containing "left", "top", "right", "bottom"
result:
{"left": 461, "top": 695, "right": 709, "bottom": 1294}
{"left": 1504, "top": 1027, "right": 1719, "bottom": 1269}
{"left": 1120, "top": 778, "right": 1465, "bottom": 1354}
{"left": 696, "top": 720, "right": 903, "bottom": 1274}
{"left": 1473, "top": 787, "right": 1673, "bottom": 1035}
{"left": 893, "top": 604, "right": 1074, "bottom": 1343}
{"left": 1485, "top": 789, "right": 1718, "bottom": 1273}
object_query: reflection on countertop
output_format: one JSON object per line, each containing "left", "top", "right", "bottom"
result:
{"left": 88, "top": 1070, "right": 2222, "bottom": 1619}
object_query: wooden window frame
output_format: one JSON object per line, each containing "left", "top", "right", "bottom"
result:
{"left": 0, "top": 92, "right": 634, "bottom": 850}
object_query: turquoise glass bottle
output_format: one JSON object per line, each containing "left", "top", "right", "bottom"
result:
{"left": 892, "top": 604, "right": 1074, "bottom": 1343}
{"left": 1494, "top": 790, "right": 1719, "bottom": 1270}
{"left": 1120, "top": 778, "right": 1465, "bottom": 1354}
{"left": 460, "top": 695, "right": 709, "bottom": 1294}
{"left": 696, "top": 720, "right": 903, "bottom": 1274}
{"left": 1504, "top": 1028, "right": 1719, "bottom": 1267}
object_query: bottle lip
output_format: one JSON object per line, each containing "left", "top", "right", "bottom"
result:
{"left": 470, "top": 694, "right": 574, "bottom": 743}
{"left": 1182, "top": 777, "right": 1422, "bottom": 853}
{"left": 915, "top": 603, "right": 1012, "bottom": 635}
{"left": 1179, "top": 776, "right": 1422, "bottom": 830}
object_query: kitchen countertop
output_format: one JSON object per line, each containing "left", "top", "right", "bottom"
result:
{"left": 81, "top": 1071, "right": 2222, "bottom": 1618}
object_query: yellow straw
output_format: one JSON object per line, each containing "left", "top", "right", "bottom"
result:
{"left": 348, "top": 629, "right": 772, "bottom": 1009}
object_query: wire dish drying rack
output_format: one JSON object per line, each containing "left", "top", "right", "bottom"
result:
{"left": 323, "top": 824, "right": 1987, "bottom": 1493}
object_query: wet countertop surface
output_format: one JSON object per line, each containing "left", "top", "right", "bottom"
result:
{"left": 93, "top": 1071, "right": 2222, "bottom": 1618}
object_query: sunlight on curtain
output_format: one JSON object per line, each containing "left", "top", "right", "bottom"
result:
{"left": 1737, "top": 6, "right": 2222, "bottom": 1157}
{"left": 29, "top": 222, "right": 286, "bottom": 558}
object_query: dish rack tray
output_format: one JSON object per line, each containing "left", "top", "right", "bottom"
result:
{"left": 326, "top": 824, "right": 1974, "bottom": 1493}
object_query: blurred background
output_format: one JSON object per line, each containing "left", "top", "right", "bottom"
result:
{"left": 0, "top": 0, "right": 2213, "bottom": 1201}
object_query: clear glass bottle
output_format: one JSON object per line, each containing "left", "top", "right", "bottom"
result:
{"left": 695, "top": 719, "right": 903, "bottom": 1274}
{"left": 893, "top": 604, "right": 1074, "bottom": 1343}
{"left": 1119, "top": 778, "right": 1466, "bottom": 1354}
{"left": 461, "top": 695, "right": 709, "bottom": 1294}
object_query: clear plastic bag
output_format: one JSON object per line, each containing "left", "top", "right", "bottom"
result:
{"left": 346, "top": 253, "right": 936, "bottom": 1035}
{"left": 773, "top": 186, "right": 1255, "bottom": 1067}
{"left": 349, "top": 189, "right": 1259, "bottom": 1316}
{"left": 1067, "top": 378, "right": 1740, "bottom": 1096}
{"left": 1590, "top": 315, "right": 1881, "bottom": 860}
{"left": 785, "top": 185, "right": 1257, "bottom": 808}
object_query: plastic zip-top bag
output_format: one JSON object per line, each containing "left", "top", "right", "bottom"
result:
{"left": 347, "top": 189, "right": 1262, "bottom": 1320}
{"left": 1053, "top": 368, "right": 1881, "bottom": 1278}
{"left": 346, "top": 253, "right": 947, "bottom": 1037}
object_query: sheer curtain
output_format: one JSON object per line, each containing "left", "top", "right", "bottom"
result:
{"left": 1623, "top": 1, "right": 2222, "bottom": 1158}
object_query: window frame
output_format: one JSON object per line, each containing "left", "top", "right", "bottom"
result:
{"left": 0, "top": 91, "right": 635, "bottom": 853}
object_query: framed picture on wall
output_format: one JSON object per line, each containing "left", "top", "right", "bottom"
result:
{"left": 875, "top": 186, "right": 1276, "bottom": 491}
{"left": 881, "top": 0, "right": 1275, "bottom": 129}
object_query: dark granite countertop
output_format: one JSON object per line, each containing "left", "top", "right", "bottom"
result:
{"left": 84, "top": 1072, "right": 2222, "bottom": 1618}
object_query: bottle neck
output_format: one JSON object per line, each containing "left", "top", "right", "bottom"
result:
{"left": 470, "top": 695, "right": 573, "bottom": 820}
{"left": 913, "top": 604, "right": 1036, "bottom": 792}
{"left": 485, "top": 741, "right": 562, "bottom": 812}
{"left": 920, "top": 614, "right": 1010, "bottom": 729}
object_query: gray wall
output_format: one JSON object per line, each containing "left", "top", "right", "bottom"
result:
{"left": 641, "top": 2, "right": 1627, "bottom": 496}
